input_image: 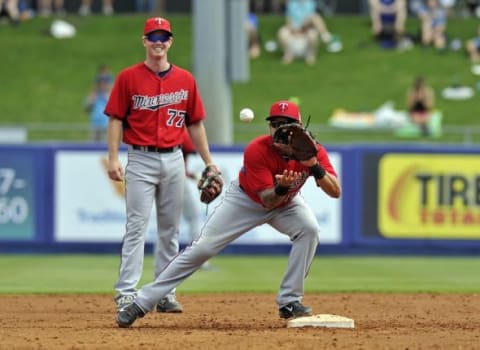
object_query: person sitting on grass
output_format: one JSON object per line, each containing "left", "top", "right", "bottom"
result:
{"left": 368, "top": 0, "right": 407, "bottom": 49}
{"left": 277, "top": 0, "right": 341, "bottom": 65}
{"left": 406, "top": 75, "right": 435, "bottom": 136}
{"left": 415, "top": 0, "right": 448, "bottom": 50}
{"left": 466, "top": 24, "right": 480, "bottom": 65}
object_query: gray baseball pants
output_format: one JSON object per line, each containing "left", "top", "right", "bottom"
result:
{"left": 135, "top": 179, "right": 320, "bottom": 312}
{"left": 114, "top": 147, "right": 185, "bottom": 299}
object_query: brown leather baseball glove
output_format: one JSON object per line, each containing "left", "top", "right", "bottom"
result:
{"left": 272, "top": 123, "right": 318, "bottom": 161}
{"left": 197, "top": 165, "right": 224, "bottom": 204}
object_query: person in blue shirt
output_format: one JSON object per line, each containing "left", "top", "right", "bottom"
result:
{"left": 277, "top": 0, "right": 341, "bottom": 65}
{"left": 368, "top": 0, "right": 407, "bottom": 48}
{"left": 413, "top": 0, "right": 447, "bottom": 50}
{"left": 84, "top": 64, "right": 113, "bottom": 142}
{"left": 248, "top": 12, "right": 261, "bottom": 58}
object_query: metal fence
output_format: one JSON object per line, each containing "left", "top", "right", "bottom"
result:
{"left": 2, "top": 123, "right": 480, "bottom": 145}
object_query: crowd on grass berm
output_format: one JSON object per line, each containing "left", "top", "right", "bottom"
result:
{"left": 0, "top": 0, "right": 158, "bottom": 21}
{"left": 2, "top": 0, "right": 480, "bottom": 137}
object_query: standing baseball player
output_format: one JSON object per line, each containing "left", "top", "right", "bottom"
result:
{"left": 105, "top": 17, "right": 220, "bottom": 313}
{"left": 116, "top": 99, "right": 341, "bottom": 327}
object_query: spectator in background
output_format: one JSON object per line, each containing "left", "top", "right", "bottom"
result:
{"left": 465, "top": 0, "right": 480, "bottom": 17}
{"left": 37, "top": 0, "right": 65, "bottom": 17}
{"left": 0, "top": 0, "right": 20, "bottom": 24}
{"left": 368, "top": 0, "right": 407, "bottom": 49}
{"left": 18, "top": 0, "right": 34, "bottom": 21}
{"left": 277, "top": 0, "right": 341, "bottom": 65}
{"left": 247, "top": 11, "right": 261, "bottom": 58}
{"left": 135, "top": 0, "right": 155, "bottom": 13}
{"left": 414, "top": 0, "right": 448, "bottom": 50}
{"left": 78, "top": 0, "right": 114, "bottom": 16}
{"left": 251, "top": 0, "right": 284, "bottom": 14}
{"left": 84, "top": 64, "right": 113, "bottom": 142}
{"left": 466, "top": 24, "right": 480, "bottom": 64}
{"left": 406, "top": 75, "right": 435, "bottom": 136}
{"left": 439, "top": 0, "right": 456, "bottom": 16}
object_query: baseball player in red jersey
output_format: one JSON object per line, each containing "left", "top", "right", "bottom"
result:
{"left": 105, "top": 17, "right": 219, "bottom": 314}
{"left": 116, "top": 100, "right": 342, "bottom": 327}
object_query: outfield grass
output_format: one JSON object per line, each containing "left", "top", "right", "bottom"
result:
{"left": 1, "top": 255, "right": 479, "bottom": 294}
{"left": 1, "top": 14, "right": 480, "bottom": 144}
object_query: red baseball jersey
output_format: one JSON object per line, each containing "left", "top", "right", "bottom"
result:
{"left": 104, "top": 63, "right": 206, "bottom": 147}
{"left": 238, "top": 135, "right": 337, "bottom": 207}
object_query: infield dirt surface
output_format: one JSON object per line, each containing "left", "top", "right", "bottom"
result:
{"left": 1, "top": 293, "right": 479, "bottom": 349}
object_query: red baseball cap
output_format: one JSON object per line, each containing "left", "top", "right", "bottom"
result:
{"left": 266, "top": 100, "right": 301, "bottom": 123}
{"left": 144, "top": 17, "right": 172, "bottom": 36}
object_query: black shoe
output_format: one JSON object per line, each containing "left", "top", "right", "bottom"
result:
{"left": 115, "top": 294, "right": 135, "bottom": 312}
{"left": 279, "top": 301, "right": 312, "bottom": 319}
{"left": 156, "top": 297, "right": 183, "bottom": 313}
{"left": 116, "top": 302, "right": 145, "bottom": 328}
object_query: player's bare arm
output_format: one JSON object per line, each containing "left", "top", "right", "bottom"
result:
{"left": 314, "top": 171, "right": 341, "bottom": 198}
{"left": 187, "top": 122, "right": 214, "bottom": 166}
{"left": 259, "top": 170, "right": 301, "bottom": 209}
{"left": 300, "top": 156, "right": 341, "bottom": 198}
{"left": 106, "top": 118, "right": 124, "bottom": 182}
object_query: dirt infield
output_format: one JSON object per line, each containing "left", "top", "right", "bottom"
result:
{"left": 1, "top": 293, "right": 479, "bottom": 349}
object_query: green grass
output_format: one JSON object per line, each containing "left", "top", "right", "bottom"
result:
{"left": 0, "top": 255, "right": 479, "bottom": 294}
{"left": 1, "top": 14, "right": 480, "bottom": 144}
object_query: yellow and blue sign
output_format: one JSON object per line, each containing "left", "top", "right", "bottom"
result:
{"left": 379, "top": 154, "right": 480, "bottom": 239}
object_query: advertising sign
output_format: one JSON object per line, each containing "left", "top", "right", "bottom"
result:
{"left": 54, "top": 150, "right": 342, "bottom": 244}
{"left": 378, "top": 154, "right": 480, "bottom": 239}
{"left": 0, "top": 153, "right": 35, "bottom": 240}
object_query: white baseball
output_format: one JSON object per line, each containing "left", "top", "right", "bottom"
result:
{"left": 239, "top": 108, "right": 254, "bottom": 123}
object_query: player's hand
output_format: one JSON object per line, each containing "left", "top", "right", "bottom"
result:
{"left": 274, "top": 170, "right": 301, "bottom": 187}
{"left": 107, "top": 159, "right": 124, "bottom": 182}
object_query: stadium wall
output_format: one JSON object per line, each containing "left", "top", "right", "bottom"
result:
{"left": 1, "top": 143, "right": 479, "bottom": 255}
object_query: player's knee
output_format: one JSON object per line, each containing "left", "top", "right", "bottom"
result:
{"left": 294, "top": 222, "right": 319, "bottom": 244}
{"left": 306, "top": 226, "right": 320, "bottom": 245}
{"left": 124, "top": 226, "right": 146, "bottom": 243}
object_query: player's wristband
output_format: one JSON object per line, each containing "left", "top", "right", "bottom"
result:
{"left": 309, "top": 163, "right": 326, "bottom": 180}
{"left": 274, "top": 184, "right": 289, "bottom": 196}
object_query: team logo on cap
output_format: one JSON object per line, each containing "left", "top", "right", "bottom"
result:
{"left": 278, "top": 102, "right": 289, "bottom": 112}
{"left": 155, "top": 17, "right": 164, "bottom": 25}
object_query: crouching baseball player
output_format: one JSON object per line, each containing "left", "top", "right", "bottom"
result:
{"left": 117, "top": 99, "right": 341, "bottom": 328}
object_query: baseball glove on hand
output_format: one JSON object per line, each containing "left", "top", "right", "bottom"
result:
{"left": 197, "top": 165, "right": 224, "bottom": 204}
{"left": 272, "top": 123, "right": 318, "bottom": 161}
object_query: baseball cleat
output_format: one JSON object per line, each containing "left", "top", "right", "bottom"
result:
{"left": 156, "top": 296, "right": 183, "bottom": 313}
{"left": 116, "top": 302, "right": 145, "bottom": 328}
{"left": 279, "top": 301, "right": 312, "bottom": 319}
{"left": 115, "top": 294, "right": 135, "bottom": 312}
